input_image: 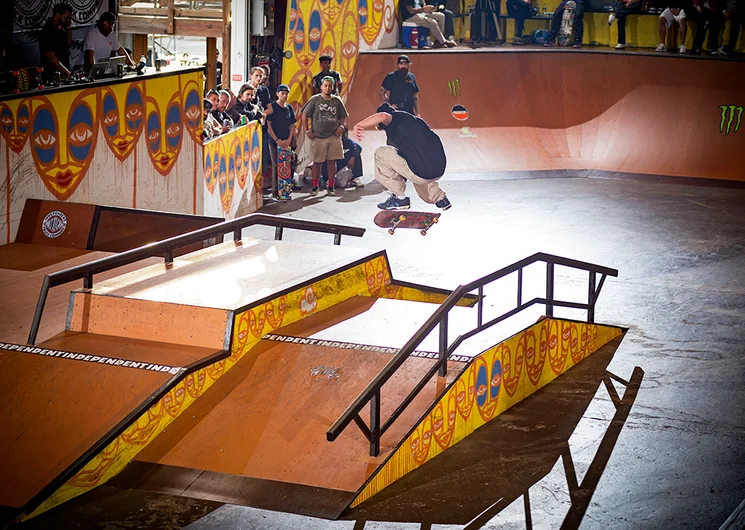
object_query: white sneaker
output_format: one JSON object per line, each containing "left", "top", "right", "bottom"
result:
{"left": 656, "top": 43, "right": 667, "bottom": 52}
{"left": 351, "top": 177, "right": 364, "bottom": 187}
{"left": 608, "top": 13, "right": 616, "bottom": 25}
{"left": 678, "top": 44, "right": 686, "bottom": 53}
{"left": 615, "top": 43, "right": 625, "bottom": 49}
{"left": 715, "top": 46, "right": 726, "bottom": 55}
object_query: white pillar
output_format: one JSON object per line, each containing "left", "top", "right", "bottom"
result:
{"left": 230, "top": 0, "right": 250, "bottom": 92}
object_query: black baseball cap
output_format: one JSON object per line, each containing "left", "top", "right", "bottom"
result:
{"left": 397, "top": 54, "right": 410, "bottom": 63}
{"left": 99, "top": 11, "right": 117, "bottom": 23}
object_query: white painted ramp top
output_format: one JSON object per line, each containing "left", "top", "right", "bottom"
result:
{"left": 86, "top": 238, "right": 379, "bottom": 310}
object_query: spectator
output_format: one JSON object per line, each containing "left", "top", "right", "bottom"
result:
{"left": 265, "top": 84, "right": 298, "bottom": 199}
{"left": 400, "top": 0, "right": 457, "bottom": 47}
{"left": 211, "top": 93, "right": 234, "bottom": 131}
{"left": 39, "top": 3, "right": 72, "bottom": 81}
{"left": 543, "top": 0, "right": 587, "bottom": 48}
{"left": 722, "top": 0, "right": 744, "bottom": 54}
{"left": 380, "top": 55, "right": 421, "bottom": 117}
{"left": 301, "top": 76, "right": 349, "bottom": 196}
{"left": 206, "top": 89, "right": 220, "bottom": 109}
{"left": 249, "top": 66, "right": 272, "bottom": 110}
{"left": 236, "top": 83, "right": 264, "bottom": 122}
{"left": 507, "top": 0, "right": 534, "bottom": 43}
{"left": 203, "top": 99, "right": 224, "bottom": 139}
{"left": 690, "top": 0, "right": 723, "bottom": 54}
{"left": 220, "top": 90, "right": 243, "bottom": 123}
{"left": 312, "top": 55, "right": 343, "bottom": 95}
{"left": 655, "top": 6, "right": 688, "bottom": 52}
{"left": 321, "top": 135, "right": 365, "bottom": 188}
{"left": 422, "top": 0, "right": 457, "bottom": 42}
{"left": 352, "top": 103, "right": 451, "bottom": 211}
{"left": 608, "top": 0, "right": 643, "bottom": 49}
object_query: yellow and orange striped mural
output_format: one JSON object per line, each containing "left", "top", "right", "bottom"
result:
{"left": 352, "top": 317, "right": 624, "bottom": 507}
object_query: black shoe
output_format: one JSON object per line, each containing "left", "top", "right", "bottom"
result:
{"left": 377, "top": 195, "right": 411, "bottom": 210}
{"left": 435, "top": 197, "right": 452, "bottom": 210}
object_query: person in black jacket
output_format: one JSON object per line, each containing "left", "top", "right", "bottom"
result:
{"left": 352, "top": 103, "right": 451, "bottom": 210}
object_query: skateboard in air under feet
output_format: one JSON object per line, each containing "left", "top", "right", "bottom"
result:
{"left": 373, "top": 210, "right": 441, "bottom": 236}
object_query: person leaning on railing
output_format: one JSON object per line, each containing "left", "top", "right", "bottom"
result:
{"left": 236, "top": 83, "right": 264, "bottom": 122}
{"left": 202, "top": 99, "right": 223, "bottom": 139}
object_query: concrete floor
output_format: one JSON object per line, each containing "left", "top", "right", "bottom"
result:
{"left": 12, "top": 174, "right": 745, "bottom": 529}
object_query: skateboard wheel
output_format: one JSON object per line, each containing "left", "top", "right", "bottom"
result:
{"left": 388, "top": 229, "right": 395, "bottom": 235}
{"left": 399, "top": 215, "right": 406, "bottom": 221}
{"left": 420, "top": 230, "right": 427, "bottom": 236}
{"left": 433, "top": 217, "right": 439, "bottom": 223}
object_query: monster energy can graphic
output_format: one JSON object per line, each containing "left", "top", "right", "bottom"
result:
{"left": 719, "top": 105, "right": 743, "bottom": 136}
{"left": 448, "top": 78, "right": 461, "bottom": 98}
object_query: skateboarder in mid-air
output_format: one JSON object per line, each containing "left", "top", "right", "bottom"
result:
{"left": 352, "top": 103, "right": 451, "bottom": 211}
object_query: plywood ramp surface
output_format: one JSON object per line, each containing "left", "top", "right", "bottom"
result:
{"left": 40, "top": 331, "right": 225, "bottom": 368}
{"left": 136, "top": 340, "right": 464, "bottom": 493}
{"left": 0, "top": 349, "right": 171, "bottom": 509}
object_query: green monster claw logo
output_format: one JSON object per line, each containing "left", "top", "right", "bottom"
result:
{"left": 448, "top": 78, "right": 461, "bottom": 97}
{"left": 719, "top": 105, "right": 743, "bottom": 135}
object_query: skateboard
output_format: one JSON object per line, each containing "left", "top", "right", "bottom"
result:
{"left": 276, "top": 146, "right": 293, "bottom": 200}
{"left": 374, "top": 210, "right": 441, "bottom": 236}
{"left": 558, "top": 0, "right": 576, "bottom": 46}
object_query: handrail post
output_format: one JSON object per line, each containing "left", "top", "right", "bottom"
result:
{"left": 233, "top": 227, "right": 242, "bottom": 241}
{"left": 274, "top": 224, "right": 283, "bottom": 241}
{"left": 546, "top": 261, "right": 554, "bottom": 317}
{"left": 588, "top": 271, "right": 596, "bottom": 323}
{"left": 438, "top": 313, "right": 448, "bottom": 377}
{"left": 477, "top": 286, "right": 483, "bottom": 327}
{"left": 83, "top": 271, "right": 93, "bottom": 289}
{"left": 517, "top": 267, "right": 523, "bottom": 306}
{"left": 165, "top": 246, "right": 174, "bottom": 264}
{"left": 370, "top": 389, "right": 381, "bottom": 456}
{"left": 334, "top": 232, "right": 341, "bottom": 245}
{"left": 27, "top": 276, "right": 52, "bottom": 346}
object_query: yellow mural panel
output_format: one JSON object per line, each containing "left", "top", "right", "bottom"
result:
{"left": 351, "top": 317, "right": 623, "bottom": 508}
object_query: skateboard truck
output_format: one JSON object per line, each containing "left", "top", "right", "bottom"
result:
{"left": 388, "top": 214, "right": 406, "bottom": 235}
{"left": 419, "top": 216, "right": 439, "bottom": 236}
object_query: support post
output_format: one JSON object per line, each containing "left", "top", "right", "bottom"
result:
{"left": 546, "top": 262, "right": 554, "bottom": 317}
{"left": 369, "top": 389, "right": 381, "bottom": 456}
{"left": 438, "top": 313, "right": 448, "bottom": 377}
{"left": 133, "top": 34, "right": 148, "bottom": 64}
{"left": 206, "top": 37, "right": 217, "bottom": 92}
{"left": 221, "top": 0, "right": 231, "bottom": 90}
{"left": 588, "top": 271, "right": 596, "bottom": 323}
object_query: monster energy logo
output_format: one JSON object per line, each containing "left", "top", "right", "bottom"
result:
{"left": 719, "top": 105, "right": 743, "bottom": 135}
{"left": 448, "top": 78, "right": 461, "bottom": 97}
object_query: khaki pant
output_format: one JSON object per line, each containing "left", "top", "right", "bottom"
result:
{"left": 407, "top": 12, "right": 447, "bottom": 44}
{"left": 374, "top": 145, "right": 446, "bottom": 204}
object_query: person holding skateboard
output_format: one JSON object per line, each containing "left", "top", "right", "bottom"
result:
{"left": 543, "top": 0, "right": 586, "bottom": 48}
{"left": 265, "top": 84, "right": 297, "bottom": 200}
{"left": 352, "top": 103, "right": 451, "bottom": 211}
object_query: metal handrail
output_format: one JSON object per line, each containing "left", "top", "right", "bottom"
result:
{"left": 326, "top": 252, "right": 618, "bottom": 456}
{"left": 27, "top": 213, "right": 365, "bottom": 345}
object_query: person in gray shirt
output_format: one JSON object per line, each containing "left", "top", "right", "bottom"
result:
{"left": 301, "top": 77, "right": 349, "bottom": 196}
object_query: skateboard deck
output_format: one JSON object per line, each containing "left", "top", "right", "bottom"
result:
{"left": 374, "top": 210, "right": 441, "bottom": 235}
{"left": 277, "top": 146, "right": 293, "bottom": 200}
{"left": 558, "top": 0, "right": 576, "bottom": 46}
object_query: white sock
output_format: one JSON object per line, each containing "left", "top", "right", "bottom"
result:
{"left": 397, "top": 195, "right": 407, "bottom": 200}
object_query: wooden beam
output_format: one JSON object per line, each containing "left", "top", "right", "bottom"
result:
{"left": 221, "top": 0, "right": 231, "bottom": 89}
{"left": 119, "top": 15, "right": 224, "bottom": 37}
{"left": 167, "top": 0, "right": 175, "bottom": 33}
{"left": 132, "top": 34, "right": 148, "bottom": 63}
{"left": 206, "top": 37, "right": 217, "bottom": 92}
{"left": 120, "top": 6, "right": 223, "bottom": 18}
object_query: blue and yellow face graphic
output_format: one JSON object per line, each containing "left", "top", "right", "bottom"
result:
{"left": 293, "top": 0, "right": 323, "bottom": 70}
{"left": 358, "top": 0, "right": 384, "bottom": 45}
{"left": 182, "top": 78, "right": 203, "bottom": 143}
{"left": 250, "top": 126, "right": 261, "bottom": 177}
{"left": 204, "top": 141, "right": 216, "bottom": 194}
{"left": 218, "top": 141, "right": 233, "bottom": 214}
{"left": 100, "top": 81, "right": 145, "bottom": 161}
{"left": 233, "top": 134, "right": 248, "bottom": 189}
{"left": 30, "top": 90, "right": 98, "bottom": 200}
{"left": 145, "top": 83, "right": 183, "bottom": 176}
{"left": 242, "top": 133, "right": 251, "bottom": 189}
{"left": 0, "top": 98, "right": 31, "bottom": 153}
{"left": 320, "top": 0, "right": 344, "bottom": 27}
{"left": 338, "top": 7, "right": 360, "bottom": 98}
{"left": 475, "top": 353, "right": 501, "bottom": 422}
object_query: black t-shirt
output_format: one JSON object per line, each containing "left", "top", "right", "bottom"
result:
{"left": 382, "top": 111, "right": 446, "bottom": 179}
{"left": 211, "top": 109, "right": 232, "bottom": 127}
{"left": 238, "top": 100, "right": 263, "bottom": 122}
{"left": 38, "top": 19, "right": 70, "bottom": 78}
{"left": 400, "top": 0, "right": 419, "bottom": 20}
{"left": 266, "top": 102, "right": 297, "bottom": 144}
{"left": 312, "top": 70, "right": 342, "bottom": 94}
{"left": 256, "top": 85, "right": 272, "bottom": 110}
{"left": 381, "top": 71, "right": 419, "bottom": 115}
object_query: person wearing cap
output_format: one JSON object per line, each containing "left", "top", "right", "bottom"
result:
{"left": 301, "top": 76, "right": 349, "bottom": 196}
{"left": 352, "top": 103, "right": 451, "bottom": 211}
{"left": 202, "top": 99, "right": 223, "bottom": 139}
{"left": 265, "top": 84, "right": 298, "bottom": 199}
{"left": 380, "top": 55, "right": 421, "bottom": 117}
{"left": 78, "top": 12, "right": 135, "bottom": 69}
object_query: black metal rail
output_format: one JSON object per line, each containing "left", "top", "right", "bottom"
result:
{"left": 27, "top": 213, "right": 365, "bottom": 346}
{"left": 326, "top": 252, "right": 618, "bottom": 456}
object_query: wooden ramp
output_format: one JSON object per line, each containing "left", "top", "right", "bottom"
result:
{"left": 126, "top": 338, "right": 465, "bottom": 518}
{"left": 0, "top": 337, "right": 225, "bottom": 515}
